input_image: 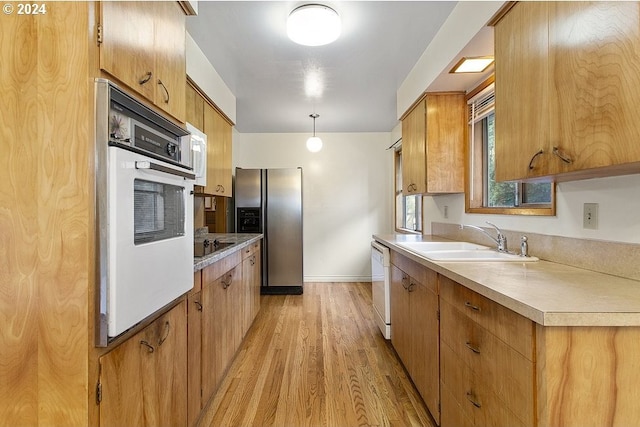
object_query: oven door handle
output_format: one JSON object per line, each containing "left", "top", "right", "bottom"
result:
{"left": 135, "top": 161, "right": 196, "bottom": 180}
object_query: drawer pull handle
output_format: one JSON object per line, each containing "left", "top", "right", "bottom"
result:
{"left": 140, "top": 340, "right": 155, "bottom": 353}
{"left": 553, "top": 146, "right": 573, "bottom": 164}
{"left": 158, "top": 321, "right": 170, "bottom": 346}
{"left": 194, "top": 301, "right": 203, "bottom": 311}
{"left": 465, "top": 341, "right": 480, "bottom": 354}
{"left": 466, "top": 391, "right": 482, "bottom": 408}
{"left": 528, "top": 149, "right": 544, "bottom": 170}
{"left": 408, "top": 282, "right": 416, "bottom": 292}
{"left": 464, "top": 301, "right": 480, "bottom": 312}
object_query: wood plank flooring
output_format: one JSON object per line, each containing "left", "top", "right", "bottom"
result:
{"left": 198, "top": 282, "right": 436, "bottom": 427}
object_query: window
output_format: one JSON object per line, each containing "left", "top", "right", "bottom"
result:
{"left": 395, "top": 148, "right": 422, "bottom": 232}
{"left": 466, "top": 77, "right": 555, "bottom": 215}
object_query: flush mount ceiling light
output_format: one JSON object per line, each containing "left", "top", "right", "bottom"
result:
{"left": 287, "top": 4, "right": 341, "bottom": 46}
{"left": 449, "top": 56, "right": 495, "bottom": 74}
{"left": 306, "top": 113, "right": 323, "bottom": 153}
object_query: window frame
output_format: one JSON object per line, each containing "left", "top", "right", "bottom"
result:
{"left": 465, "top": 76, "right": 556, "bottom": 216}
{"left": 394, "top": 147, "right": 422, "bottom": 233}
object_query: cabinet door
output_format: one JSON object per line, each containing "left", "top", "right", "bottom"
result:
{"left": 204, "top": 102, "right": 233, "bottom": 197}
{"left": 187, "top": 292, "right": 203, "bottom": 427}
{"left": 401, "top": 99, "right": 427, "bottom": 194}
{"left": 100, "top": 1, "right": 156, "bottom": 102}
{"left": 390, "top": 264, "right": 411, "bottom": 365}
{"left": 494, "top": 1, "right": 551, "bottom": 181}
{"left": 186, "top": 81, "right": 204, "bottom": 130}
{"left": 410, "top": 278, "right": 440, "bottom": 424}
{"left": 201, "top": 271, "right": 228, "bottom": 402}
{"left": 252, "top": 247, "right": 262, "bottom": 321}
{"left": 99, "top": 301, "right": 187, "bottom": 427}
{"left": 154, "top": 0, "right": 186, "bottom": 122}
{"left": 549, "top": 1, "right": 640, "bottom": 173}
{"left": 425, "top": 93, "right": 465, "bottom": 193}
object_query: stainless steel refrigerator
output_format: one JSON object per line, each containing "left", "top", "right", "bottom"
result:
{"left": 235, "top": 168, "right": 303, "bottom": 295}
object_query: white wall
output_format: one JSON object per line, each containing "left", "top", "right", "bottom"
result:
{"left": 425, "top": 174, "right": 640, "bottom": 244}
{"left": 234, "top": 132, "right": 395, "bottom": 281}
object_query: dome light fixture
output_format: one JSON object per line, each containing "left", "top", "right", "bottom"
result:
{"left": 287, "top": 4, "right": 341, "bottom": 47}
{"left": 306, "top": 113, "right": 323, "bottom": 153}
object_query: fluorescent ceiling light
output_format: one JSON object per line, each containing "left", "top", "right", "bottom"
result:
{"left": 450, "top": 56, "right": 494, "bottom": 74}
{"left": 287, "top": 4, "right": 341, "bottom": 47}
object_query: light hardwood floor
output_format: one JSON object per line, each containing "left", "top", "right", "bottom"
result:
{"left": 198, "top": 282, "right": 435, "bottom": 427}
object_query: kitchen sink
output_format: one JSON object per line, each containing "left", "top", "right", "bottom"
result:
{"left": 396, "top": 241, "right": 538, "bottom": 262}
{"left": 423, "top": 249, "right": 538, "bottom": 262}
{"left": 396, "top": 241, "right": 489, "bottom": 252}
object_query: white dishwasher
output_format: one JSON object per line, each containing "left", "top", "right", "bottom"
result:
{"left": 371, "top": 241, "right": 391, "bottom": 339}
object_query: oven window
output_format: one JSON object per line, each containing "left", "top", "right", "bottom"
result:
{"left": 134, "top": 179, "right": 185, "bottom": 244}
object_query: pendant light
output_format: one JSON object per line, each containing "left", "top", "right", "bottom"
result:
{"left": 287, "top": 4, "right": 341, "bottom": 47}
{"left": 306, "top": 113, "right": 323, "bottom": 153}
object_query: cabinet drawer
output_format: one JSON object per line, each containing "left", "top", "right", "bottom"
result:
{"left": 441, "top": 343, "right": 527, "bottom": 427}
{"left": 242, "top": 241, "right": 260, "bottom": 259}
{"left": 441, "top": 300, "right": 534, "bottom": 425}
{"left": 202, "top": 250, "right": 242, "bottom": 284}
{"left": 390, "top": 251, "right": 438, "bottom": 294}
{"left": 440, "top": 276, "right": 533, "bottom": 359}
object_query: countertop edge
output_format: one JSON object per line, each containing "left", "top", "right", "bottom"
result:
{"left": 373, "top": 234, "right": 640, "bottom": 327}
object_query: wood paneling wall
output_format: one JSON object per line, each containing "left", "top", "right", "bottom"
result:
{"left": 0, "top": 3, "right": 95, "bottom": 426}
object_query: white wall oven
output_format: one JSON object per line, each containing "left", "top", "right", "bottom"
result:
{"left": 95, "top": 79, "right": 195, "bottom": 346}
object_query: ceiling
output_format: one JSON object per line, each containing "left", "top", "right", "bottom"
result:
{"left": 186, "top": 1, "right": 493, "bottom": 134}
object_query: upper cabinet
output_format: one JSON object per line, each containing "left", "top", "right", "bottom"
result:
{"left": 100, "top": 1, "right": 186, "bottom": 122}
{"left": 186, "top": 82, "right": 234, "bottom": 198}
{"left": 494, "top": 1, "right": 640, "bottom": 182}
{"left": 401, "top": 93, "right": 465, "bottom": 195}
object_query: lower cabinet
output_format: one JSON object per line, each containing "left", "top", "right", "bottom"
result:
{"left": 187, "top": 243, "right": 263, "bottom": 426}
{"left": 439, "top": 276, "right": 535, "bottom": 427}
{"left": 242, "top": 241, "right": 261, "bottom": 336}
{"left": 99, "top": 300, "right": 188, "bottom": 427}
{"left": 390, "top": 252, "right": 440, "bottom": 424}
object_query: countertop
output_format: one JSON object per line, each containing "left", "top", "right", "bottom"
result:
{"left": 374, "top": 234, "right": 640, "bottom": 327}
{"left": 194, "top": 233, "right": 263, "bottom": 272}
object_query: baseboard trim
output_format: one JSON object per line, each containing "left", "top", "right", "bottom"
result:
{"left": 304, "top": 275, "right": 371, "bottom": 283}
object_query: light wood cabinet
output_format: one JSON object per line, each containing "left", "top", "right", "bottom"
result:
{"left": 439, "top": 276, "right": 535, "bottom": 427}
{"left": 495, "top": 1, "right": 640, "bottom": 182}
{"left": 186, "top": 81, "right": 205, "bottom": 130}
{"left": 99, "top": 301, "right": 188, "bottom": 427}
{"left": 203, "top": 101, "right": 233, "bottom": 197}
{"left": 186, "top": 287, "right": 203, "bottom": 427}
{"left": 390, "top": 253, "right": 440, "bottom": 424}
{"left": 242, "top": 241, "right": 262, "bottom": 335}
{"left": 99, "top": 1, "right": 186, "bottom": 122}
{"left": 400, "top": 93, "right": 465, "bottom": 195}
{"left": 201, "top": 252, "right": 242, "bottom": 405}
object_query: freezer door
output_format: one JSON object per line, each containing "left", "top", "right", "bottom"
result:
{"left": 235, "top": 168, "right": 262, "bottom": 208}
{"left": 265, "top": 168, "right": 303, "bottom": 289}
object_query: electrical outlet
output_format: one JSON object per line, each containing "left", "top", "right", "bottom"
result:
{"left": 583, "top": 203, "right": 598, "bottom": 230}
{"left": 443, "top": 205, "right": 449, "bottom": 219}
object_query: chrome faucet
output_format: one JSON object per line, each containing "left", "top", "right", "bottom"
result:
{"left": 460, "top": 222, "right": 508, "bottom": 253}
